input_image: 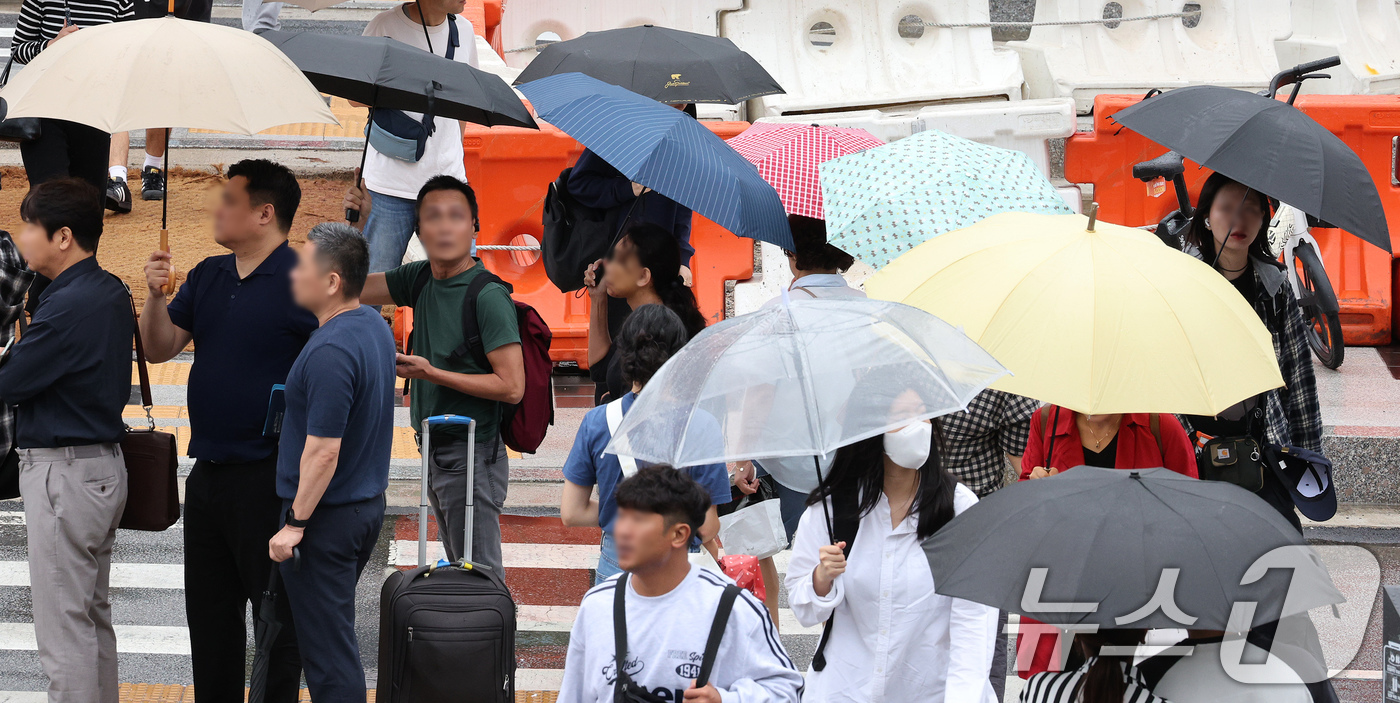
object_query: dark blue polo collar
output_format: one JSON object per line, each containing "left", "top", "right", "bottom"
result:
{"left": 38, "top": 255, "right": 100, "bottom": 305}
{"left": 217, "top": 240, "right": 295, "bottom": 278}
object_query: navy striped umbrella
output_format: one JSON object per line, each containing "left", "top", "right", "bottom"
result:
{"left": 518, "top": 73, "right": 793, "bottom": 250}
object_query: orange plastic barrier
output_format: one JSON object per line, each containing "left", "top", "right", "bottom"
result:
{"left": 461, "top": 0, "right": 487, "bottom": 39}
{"left": 393, "top": 122, "right": 757, "bottom": 368}
{"left": 1066, "top": 94, "right": 1394, "bottom": 346}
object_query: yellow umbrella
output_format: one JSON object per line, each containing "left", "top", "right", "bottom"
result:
{"left": 864, "top": 209, "right": 1284, "bottom": 416}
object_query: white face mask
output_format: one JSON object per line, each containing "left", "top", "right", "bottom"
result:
{"left": 883, "top": 421, "right": 932, "bottom": 469}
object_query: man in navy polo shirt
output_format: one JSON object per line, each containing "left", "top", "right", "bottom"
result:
{"left": 140, "top": 159, "right": 315, "bottom": 703}
{"left": 270, "top": 223, "right": 395, "bottom": 703}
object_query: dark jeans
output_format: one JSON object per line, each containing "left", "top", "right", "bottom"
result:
{"left": 184, "top": 455, "right": 301, "bottom": 703}
{"left": 21, "top": 118, "right": 109, "bottom": 191}
{"left": 280, "top": 495, "right": 384, "bottom": 703}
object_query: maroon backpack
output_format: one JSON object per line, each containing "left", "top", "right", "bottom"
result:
{"left": 410, "top": 263, "right": 554, "bottom": 453}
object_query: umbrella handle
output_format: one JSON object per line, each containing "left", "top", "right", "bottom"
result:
{"left": 159, "top": 229, "right": 175, "bottom": 297}
{"left": 347, "top": 109, "right": 373, "bottom": 224}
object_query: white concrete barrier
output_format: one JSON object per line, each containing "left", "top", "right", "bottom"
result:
{"left": 1010, "top": 0, "right": 1291, "bottom": 114}
{"left": 1275, "top": 0, "right": 1400, "bottom": 95}
{"left": 499, "top": 0, "right": 741, "bottom": 69}
{"left": 722, "top": 0, "right": 1024, "bottom": 118}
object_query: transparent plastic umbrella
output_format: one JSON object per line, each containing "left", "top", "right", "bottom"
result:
{"left": 603, "top": 298, "right": 1008, "bottom": 493}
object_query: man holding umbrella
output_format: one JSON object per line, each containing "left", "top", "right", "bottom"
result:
{"left": 344, "top": 0, "right": 479, "bottom": 276}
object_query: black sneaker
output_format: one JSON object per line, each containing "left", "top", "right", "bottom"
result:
{"left": 141, "top": 166, "right": 165, "bottom": 201}
{"left": 105, "top": 177, "right": 132, "bottom": 214}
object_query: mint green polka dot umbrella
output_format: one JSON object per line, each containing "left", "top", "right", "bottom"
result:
{"left": 820, "top": 129, "right": 1072, "bottom": 269}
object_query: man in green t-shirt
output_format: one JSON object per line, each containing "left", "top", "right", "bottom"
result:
{"left": 360, "top": 175, "right": 525, "bottom": 569}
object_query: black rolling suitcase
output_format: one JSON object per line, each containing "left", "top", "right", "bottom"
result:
{"left": 376, "top": 415, "right": 517, "bottom": 702}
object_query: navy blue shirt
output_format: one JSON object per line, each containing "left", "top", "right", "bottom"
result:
{"left": 568, "top": 149, "right": 695, "bottom": 266}
{"left": 167, "top": 242, "right": 317, "bottom": 463}
{"left": 0, "top": 257, "right": 129, "bottom": 448}
{"left": 277, "top": 306, "right": 396, "bottom": 506}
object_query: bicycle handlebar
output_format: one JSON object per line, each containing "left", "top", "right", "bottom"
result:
{"left": 1268, "top": 56, "right": 1341, "bottom": 97}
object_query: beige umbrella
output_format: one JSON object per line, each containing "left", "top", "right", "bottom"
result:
{"left": 0, "top": 15, "right": 337, "bottom": 290}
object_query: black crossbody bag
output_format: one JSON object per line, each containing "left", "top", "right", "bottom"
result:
{"left": 612, "top": 572, "right": 740, "bottom": 702}
{"left": 1195, "top": 402, "right": 1268, "bottom": 493}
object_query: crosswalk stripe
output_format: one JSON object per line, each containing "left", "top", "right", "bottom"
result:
{"left": 0, "top": 692, "right": 46, "bottom": 703}
{"left": 0, "top": 513, "right": 23, "bottom": 526}
{"left": 390, "top": 539, "right": 796, "bottom": 573}
{"left": 0, "top": 623, "right": 190, "bottom": 655}
{"left": 516, "top": 604, "right": 821, "bottom": 636}
{"left": 0, "top": 562, "right": 183, "bottom": 589}
{"left": 516, "top": 669, "right": 564, "bottom": 691}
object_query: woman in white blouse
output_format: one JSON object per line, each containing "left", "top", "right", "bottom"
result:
{"left": 786, "top": 388, "right": 998, "bottom": 703}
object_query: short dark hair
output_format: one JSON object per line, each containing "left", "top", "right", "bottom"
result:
{"left": 227, "top": 159, "right": 301, "bottom": 233}
{"left": 616, "top": 304, "right": 688, "bottom": 388}
{"left": 20, "top": 178, "right": 103, "bottom": 253}
{"left": 614, "top": 465, "right": 709, "bottom": 540}
{"left": 306, "top": 222, "right": 369, "bottom": 298}
{"left": 415, "top": 175, "right": 479, "bottom": 230}
{"left": 788, "top": 215, "right": 854, "bottom": 272}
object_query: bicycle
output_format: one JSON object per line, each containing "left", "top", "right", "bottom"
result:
{"left": 1131, "top": 56, "right": 1346, "bottom": 369}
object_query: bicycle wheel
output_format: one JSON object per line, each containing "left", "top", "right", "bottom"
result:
{"left": 1292, "top": 241, "right": 1345, "bottom": 369}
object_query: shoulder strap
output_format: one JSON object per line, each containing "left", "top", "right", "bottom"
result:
{"left": 604, "top": 399, "right": 639, "bottom": 477}
{"left": 445, "top": 14, "right": 459, "bottom": 61}
{"left": 811, "top": 489, "right": 861, "bottom": 672}
{"left": 454, "top": 265, "right": 512, "bottom": 368}
{"left": 114, "top": 275, "right": 154, "bottom": 428}
{"left": 1033, "top": 407, "right": 1043, "bottom": 440}
{"left": 409, "top": 263, "right": 431, "bottom": 308}
{"left": 612, "top": 573, "right": 631, "bottom": 691}
{"left": 790, "top": 286, "right": 819, "bottom": 299}
{"left": 695, "top": 584, "right": 741, "bottom": 689}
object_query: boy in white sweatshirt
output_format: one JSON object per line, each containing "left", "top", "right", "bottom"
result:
{"left": 560, "top": 466, "right": 803, "bottom": 703}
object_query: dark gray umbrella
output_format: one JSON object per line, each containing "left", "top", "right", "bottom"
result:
{"left": 248, "top": 550, "right": 297, "bottom": 703}
{"left": 260, "top": 31, "right": 537, "bottom": 220}
{"left": 1111, "top": 85, "right": 1391, "bottom": 254}
{"left": 513, "top": 25, "right": 783, "bottom": 105}
{"left": 923, "top": 467, "right": 1341, "bottom": 630}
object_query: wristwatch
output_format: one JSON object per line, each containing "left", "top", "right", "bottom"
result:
{"left": 285, "top": 508, "right": 310, "bottom": 529}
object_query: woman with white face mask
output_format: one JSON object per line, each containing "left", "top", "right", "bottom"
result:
{"left": 786, "top": 388, "right": 998, "bottom": 703}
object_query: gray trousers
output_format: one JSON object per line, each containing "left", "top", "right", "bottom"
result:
{"left": 19, "top": 444, "right": 128, "bottom": 703}
{"left": 426, "top": 436, "right": 508, "bottom": 570}
{"left": 242, "top": 0, "right": 281, "bottom": 33}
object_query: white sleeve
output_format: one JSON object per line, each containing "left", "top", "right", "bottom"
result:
{"left": 783, "top": 501, "right": 844, "bottom": 628}
{"left": 942, "top": 484, "right": 996, "bottom": 702}
{"left": 944, "top": 596, "right": 997, "bottom": 702}
{"left": 461, "top": 17, "right": 480, "bottom": 68}
{"left": 361, "top": 13, "right": 382, "bottom": 37}
{"left": 714, "top": 592, "right": 805, "bottom": 703}
{"left": 558, "top": 601, "right": 593, "bottom": 703}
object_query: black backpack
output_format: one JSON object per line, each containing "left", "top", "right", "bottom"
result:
{"left": 541, "top": 166, "right": 634, "bottom": 293}
{"left": 612, "top": 572, "right": 740, "bottom": 702}
{"left": 810, "top": 487, "right": 861, "bottom": 672}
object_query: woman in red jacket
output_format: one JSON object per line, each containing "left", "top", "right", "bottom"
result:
{"left": 1015, "top": 406, "right": 1197, "bottom": 679}
{"left": 1018, "top": 407, "right": 1197, "bottom": 481}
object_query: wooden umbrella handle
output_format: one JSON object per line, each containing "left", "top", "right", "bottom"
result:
{"left": 159, "top": 229, "right": 175, "bottom": 296}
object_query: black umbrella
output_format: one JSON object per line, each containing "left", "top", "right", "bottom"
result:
{"left": 261, "top": 31, "right": 538, "bottom": 221}
{"left": 513, "top": 25, "right": 783, "bottom": 105}
{"left": 923, "top": 468, "right": 1341, "bottom": 630}
{"left": 249, "top": 550, "right": 297, "bottom": 703}
{"left": 1111, "top": 85, "right": 1392, "bottom": 254}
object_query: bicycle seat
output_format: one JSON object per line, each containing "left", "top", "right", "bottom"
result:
{"left": 1133, "top": 151, "right": 1186, "bottom": 181}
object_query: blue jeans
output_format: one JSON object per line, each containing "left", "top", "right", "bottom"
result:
{"left": 596, "top": 532, "right": 621, "bottom": 585}
{"left": 363, "top": 190, "right": 418, "bottom": 274}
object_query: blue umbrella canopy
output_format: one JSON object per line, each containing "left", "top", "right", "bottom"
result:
{"left": 518, "top": 72, "right": 793, "bottom": 250}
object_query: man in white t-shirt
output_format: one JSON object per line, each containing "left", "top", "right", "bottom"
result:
{"left": 346, "top": 0, "right": 480, "bottom": 274}
{"left": 560, "top": 466, "right": 803, "bottom": 703}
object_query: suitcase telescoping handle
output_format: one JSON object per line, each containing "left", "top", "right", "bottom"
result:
{"left": 419, "top": 414, "right": 476, "bottom": 568}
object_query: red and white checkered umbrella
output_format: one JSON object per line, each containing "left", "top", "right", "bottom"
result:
{"left": 727, "top": 122, "right": 884, "bottom": 220}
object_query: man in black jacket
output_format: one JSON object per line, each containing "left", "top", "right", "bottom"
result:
{"left": 0, "top": 179, "right": 130, "bottom": 703}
